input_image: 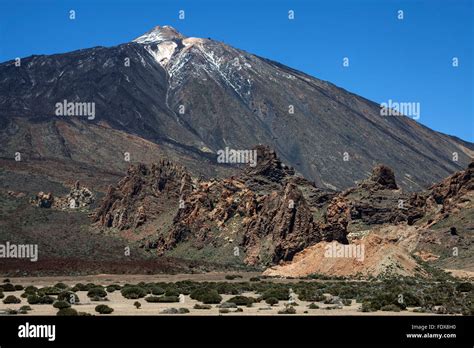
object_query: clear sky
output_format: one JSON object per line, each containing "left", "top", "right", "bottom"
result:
{"left": 1, "top": 0, "right": 472, "bottom": 141}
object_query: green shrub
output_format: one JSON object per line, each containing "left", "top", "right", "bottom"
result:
{"left": 19, "top": 305, "right": 32, "bottom": 311}
{"left": 227, "top": 296, "right": 256, "bottom": 306}
{"left": 297, "top": 289, "right": 325, "bottom": 302}
{"left": 219, "top": 308, "right": 230, "bottom": 313}
{"left": 265, "top": 297, "right": 279, "bottom": 306}
{"left": 21, "top": 286, "right": 38, "bottom": 297}
{"left": 225, "top": 275, "right": 243, "bottom": 280}
{"left": 53, "top": 300, "right": 71, "bottom": 309}
{"left": 262, "top": 288, "right": 289, "bottom": 301}
{"left": 57, "top": 308, "right": 78, "bottom": 316}
{"left": 71, "top": 283, "right": 86, "bottom": 292}
{"left": 308, "top": 303, "right": 319, "bottom": 309}
{"left": 14, "top": 284, "right": 24, "bottom": 291}
{"left": 456, "top": 282, "right": 473, "bottom": 292}
{"left": 54, "top": 283, "right": 68, "bottom": 290}
{"left": 250, "top": 277, "right": 261, "bottom": 282}
{"left": 95, "top": 304, "right": 114, "bottom": 314}
{"left": 134, "top": 301, "right": 141, "bottom": 309}
{"left": 121, "top": 286, "right": 147, "bottom": 299}
{"left": 3, "top": 295, "right": 21, "bottom": 304}
{"left": 190, "top": 288, "right": 222, "bottom": 304}
{"left": 380, "top": 304, "right": 401, "bottom": 312}
{"left": 0, "top": 291, "right": 3, "bottom": 299}
{"left": 27, "top": 294, "right": 54, "bottom": 305}
{"left": 38, "top": 287, "right": 61, "bottom": 296}
{"left": 361, "top": 301, "right": 377, "bottom": 312}
{"left": 278, "top": 305, "right": 296, "bottom": 314}
{"left": 145, "top": 295, "right": 179, "bottom": 303}
{"left": 72, "top": 283, "right": 97, "bottom": 292}
{"left": 194, "top": 304, "right": 212, "bottom": 310}
{"left": 87, "top": 287, "right": 107, "bottom": 299}
{"left": 178, "top": 308, "right": 190, "bottom": 314}
{"left": 144, "top": 296, "right": 161, "bottom": 303}
{"left": 106, "top": 284, "right": 122, "bottom": 292}
{"left": 0, "top": 283, "right": 15, "bottom": 292}
{"left": 151, "top": 286, "right": 165, "bottom": 295}
{"left": 24, "top": 285, "right": 38, "bottom": 293}
{"left": 342, "top": 299, "right": 352, "bottom": 306}
{"left": 215, "top": 283, "right": 239, "bottom": 295}
{"left": 160, "top": 308, "right": 179, "bottom": 314}
{"left": 164, "top": 289, "right": 180, "bottom": 297}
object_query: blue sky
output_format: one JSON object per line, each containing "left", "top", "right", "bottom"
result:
{"left": 1, "top": 0, "right": 472, "bottom": 141}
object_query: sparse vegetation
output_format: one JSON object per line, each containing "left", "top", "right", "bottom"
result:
{"left": 4, "top": 273, "right": 471, "bottom": 316}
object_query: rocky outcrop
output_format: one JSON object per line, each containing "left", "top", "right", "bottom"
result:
{"left": 263, "top": 227, "right": 425, "bottom": 278}
{"left": 329, "top": 164, "right": 425, "bottom": 228}
{"left": 93, "top": 161, "right": 193, "bottom": 230}
{"left": 359, "top": 164, "right": 398, "bottom": 191}
{"left": 31, "top": 192, "right": 54, "bottom": 208}
{"left": 242, "top": 181, "right": 323, "bottom": 265}
{"left": 426, "top": 161, "right": 473, "bottom": 210}
{"left": 319, "top": 196, "right": 350, "bottom": 242}
{"left": 54, "top": 181, "right": 94, "bottom": 210}
{"left": 243, "top": 145, "right": 295, "bottom": 184}
{"left": 148, "top": 147, "right": 340, "bottom": 266}
{"left": 30, "top": 181, "right": 94, "bottom": 210}
{"left": 94, "top": 152, "right": 473, "bottom": 271}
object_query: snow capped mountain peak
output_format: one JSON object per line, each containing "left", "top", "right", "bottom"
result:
{"left": 133, "top": 25, "right": 185, "bottom": 44}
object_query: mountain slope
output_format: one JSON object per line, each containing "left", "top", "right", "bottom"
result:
{"left": 0, "top": 25, "right": 472, "bottom": 191}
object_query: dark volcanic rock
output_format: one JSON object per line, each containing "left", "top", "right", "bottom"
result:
{"left": 244, "top": 145, "right": 295, "bottom": 183}
{"left": 1, "top": 26, "right": 472, "bottom": 191}
{"left": 366, "top": 164, "right": 398, "bottom": 190}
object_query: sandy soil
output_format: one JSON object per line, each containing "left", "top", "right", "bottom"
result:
{"left": 0, "top": 289, "right": 435, "bottom": 316}
{"left": 5, "top": 272, "right": 263, "bottom": 287}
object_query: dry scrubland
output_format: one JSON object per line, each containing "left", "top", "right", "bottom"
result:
{"left": 0, "top": 272, "right": 472, "bottom": 316}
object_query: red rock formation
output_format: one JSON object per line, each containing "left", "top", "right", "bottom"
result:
{"left": 93, "top": 161, "right": 193, "bottom": 230}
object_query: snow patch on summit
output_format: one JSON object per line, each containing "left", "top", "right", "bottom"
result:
{"left": 144, "top": 41, "right": 178, "bottom": 67}
{"left": 133, "top": 25, "right": 183, "bottom": 44}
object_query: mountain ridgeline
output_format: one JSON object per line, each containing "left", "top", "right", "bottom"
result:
{"left": 0, "top": 25, "right": 472, "bottom": 191}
